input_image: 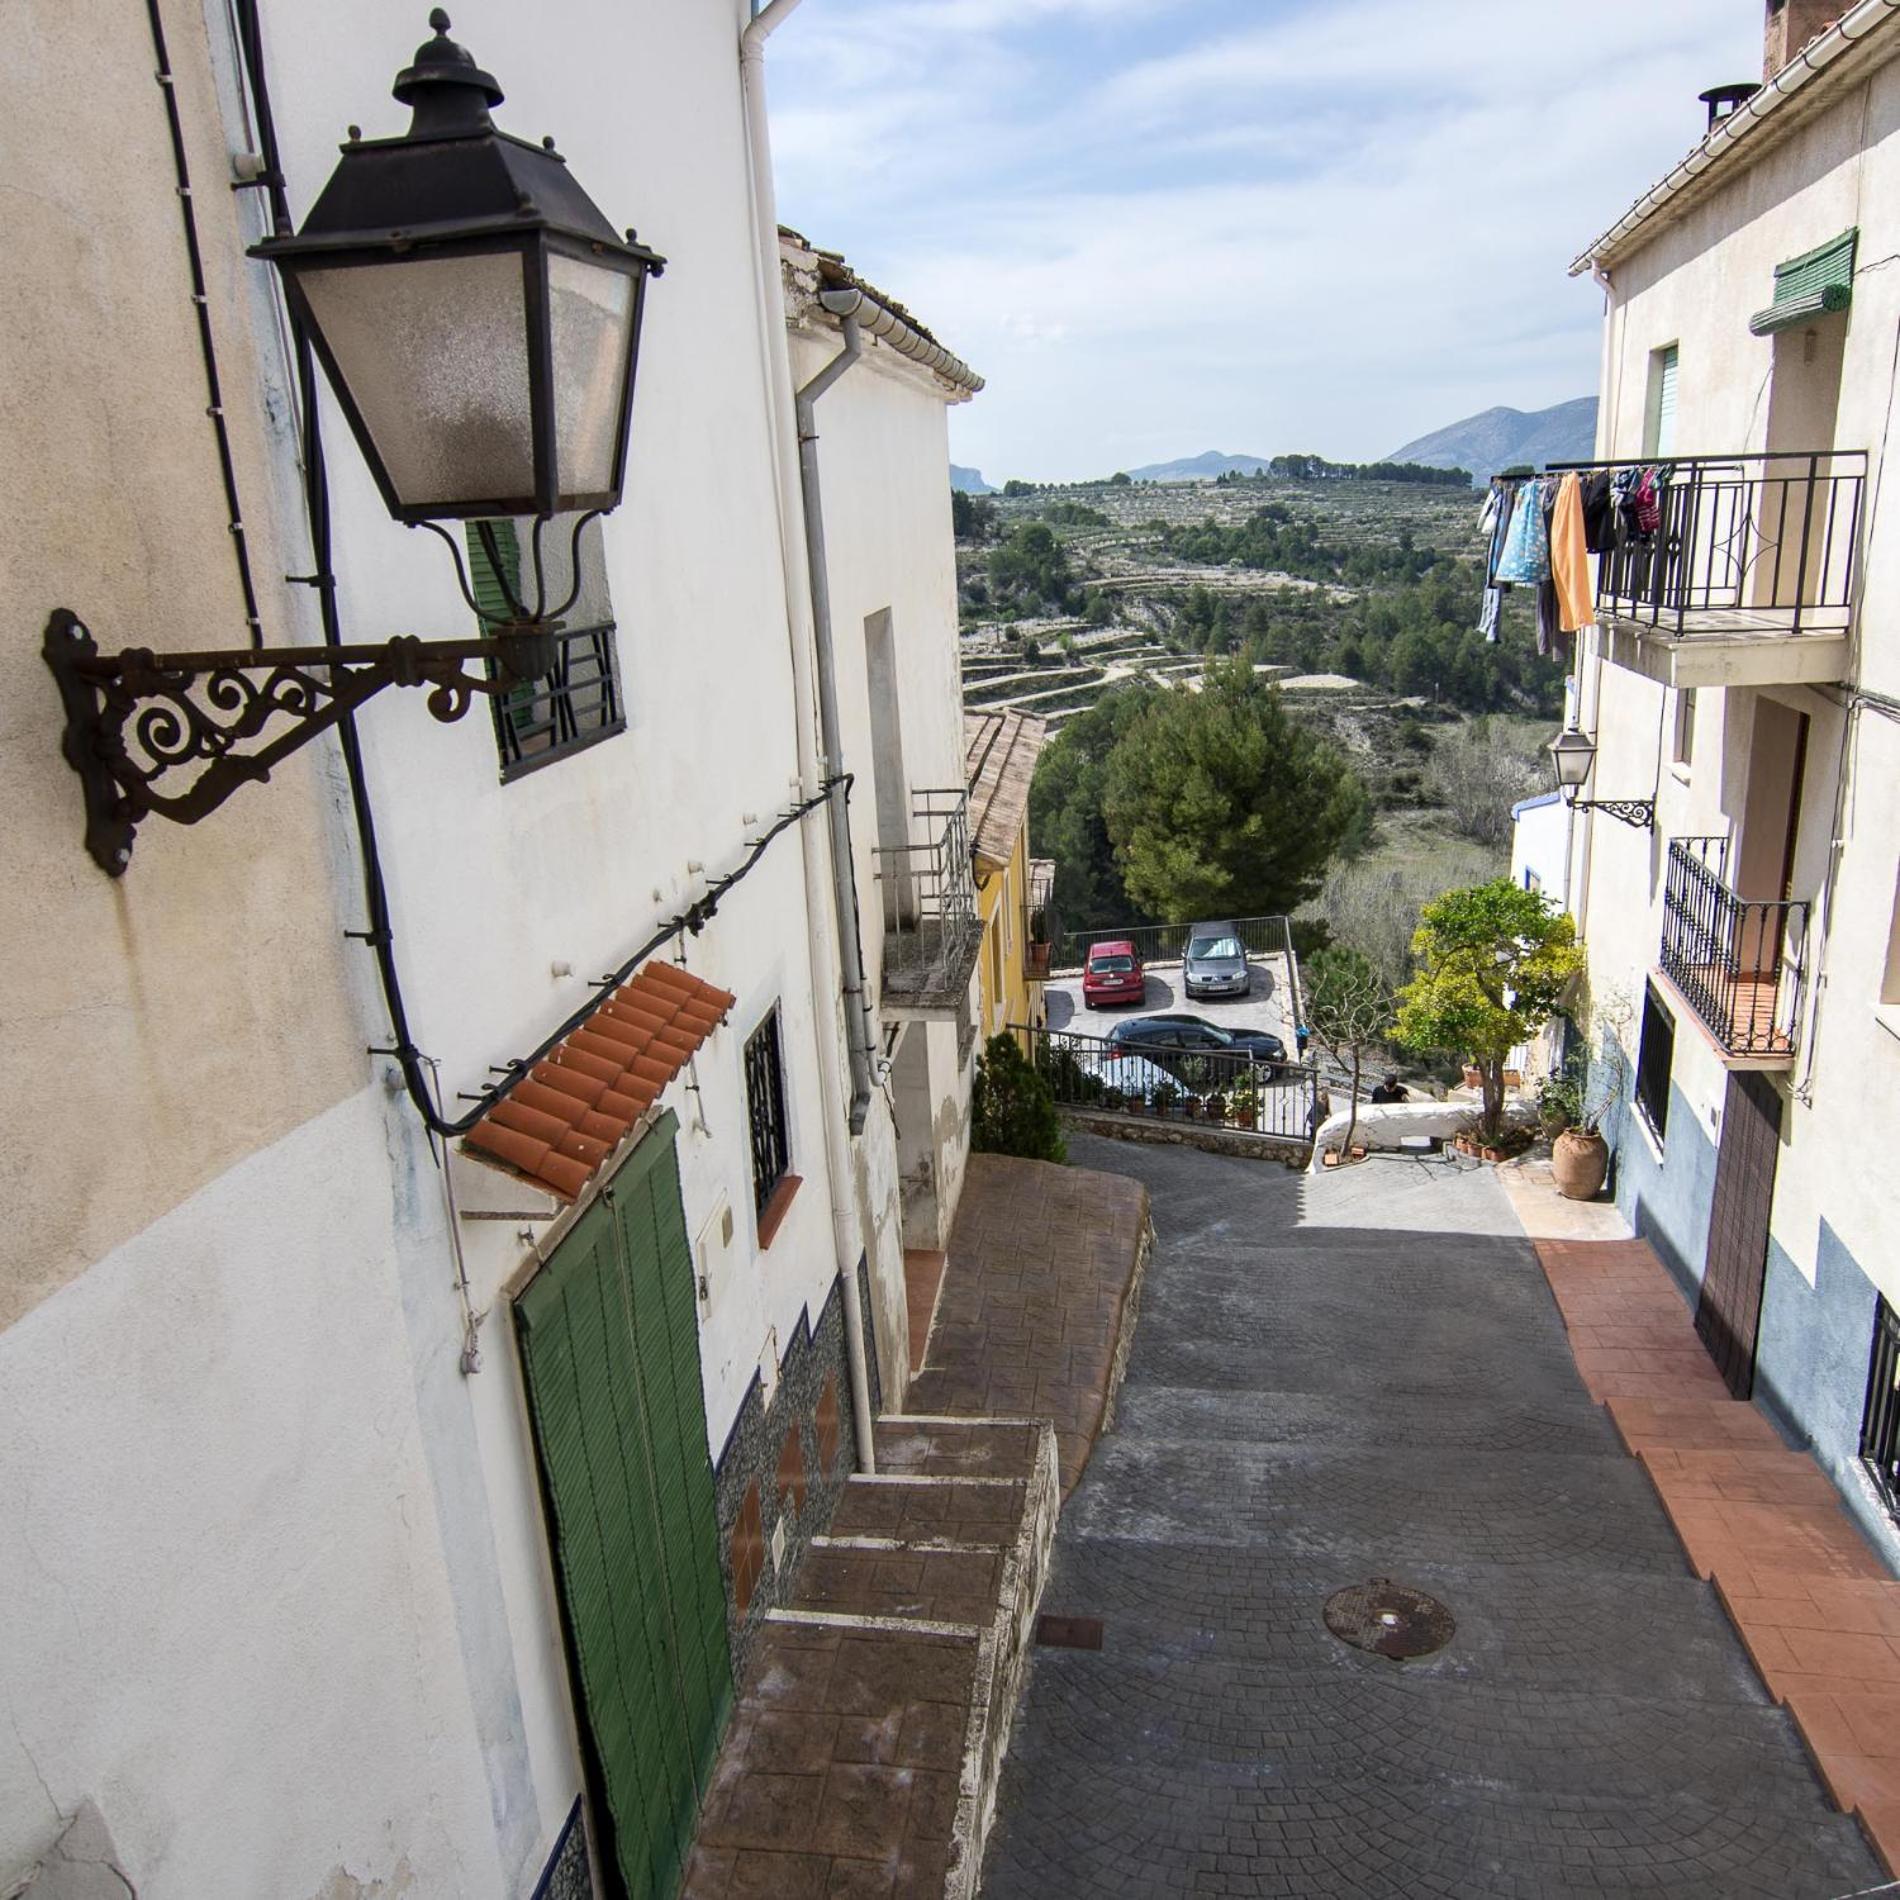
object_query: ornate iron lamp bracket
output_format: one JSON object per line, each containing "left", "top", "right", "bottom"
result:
{"left": 43, "top": 607, "right": 539, "bottom": 876}
{"left": 1568, "top": 795, "right": 1656, "bottom": 830}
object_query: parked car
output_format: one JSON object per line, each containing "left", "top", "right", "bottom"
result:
{"left": 1106, "top": 1012, "right": 1287, "bottom": 1082}
{"left": 1183, "top": 922, "right": 1250, "bottom": 1000}
{"left": 1081, "top": 939, "right": 1146, "bottom": 1008}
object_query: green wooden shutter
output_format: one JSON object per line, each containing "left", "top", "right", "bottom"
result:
{"left": 464, "top": 518, "right": 524, "bottom": 628}
{"left": 1655, "top": 346, "right": 1679, "bottom": 457}
{"left": 518, "top": 1114, "right": 733, "bottom": 1900}
{"left": 1750, "top": 229, "right": 1857, "bottom": 335}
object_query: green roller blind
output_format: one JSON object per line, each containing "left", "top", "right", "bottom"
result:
{"left": 517, "top": 1113, "right": 732, "bottom": 1900}
{"left": 1750, "top": 229, "right": 1857, "bottom": 336}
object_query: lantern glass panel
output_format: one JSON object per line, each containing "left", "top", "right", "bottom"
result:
{"left": 548, "top": 253, "right": 635, "bottom": 501}
{"left": 298, "top": 249, "right": 535, "bottom": 513}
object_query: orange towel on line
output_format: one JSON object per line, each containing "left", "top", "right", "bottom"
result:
{"left": 1551, "top": 470, "right": 1593, "bottom": 633}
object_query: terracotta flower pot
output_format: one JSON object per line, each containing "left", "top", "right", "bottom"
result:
{"left": 1551, "top": 1128, "right": 1609, "bottom": 1201}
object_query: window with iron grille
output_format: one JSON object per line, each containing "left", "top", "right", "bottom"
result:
{"left": 1635, "top": 983, "right": 1675, "bottom": 1143}
{"left": 744, "top": 1006, "right": 791, "bottom": 1217}
{"left": 465, "top": 517, "right": 625, "bottom": 781}
{"left": 1861, "top": 1296, "right": 1900, "bottom": 1521}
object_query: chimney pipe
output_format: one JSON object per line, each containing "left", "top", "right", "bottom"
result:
{"left": 1699, "top": 80, "right": 1762, "bottom": 130}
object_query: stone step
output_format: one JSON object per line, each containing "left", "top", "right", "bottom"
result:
{"left": 684, "top": 1416, "right": 1060, "bottom": 1900}
{"left": 1782, "top": 1685, "right": 1900, "bottom": 1874}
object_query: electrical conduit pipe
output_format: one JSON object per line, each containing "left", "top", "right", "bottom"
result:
{"left": 741, "top": 0, "right": 878, "bottom": 1472}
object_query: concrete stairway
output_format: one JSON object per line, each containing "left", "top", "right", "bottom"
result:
{"left": 685, "top": 1416, "right": 1058, "bottom": 1900}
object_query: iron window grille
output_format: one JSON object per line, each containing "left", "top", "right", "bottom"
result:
{"left": 1635, "top": 983, "right": 1675, "bottom": 1144}
{"left": 1861, "top": 1295, "right": 1900, "bottom": 1521}
{"left": 744, "top": 1006, "right": 791, "bottom": 1217}
{"left": 466, "top": 520, "right": 625, "bottom": 781}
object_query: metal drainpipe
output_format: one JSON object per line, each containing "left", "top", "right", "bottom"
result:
{"left": 741, "top": 0, "right": 878, "bottom": 1473}
{"left": 794, "top": 318, "right": 881, "bottom": 1133}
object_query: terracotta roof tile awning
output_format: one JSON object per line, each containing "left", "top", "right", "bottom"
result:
{"left": 462, "top": 960, "right": 736, "bottom": 1202}
{"left": 964, "top": 709, "right": 1048, "bottom": 873}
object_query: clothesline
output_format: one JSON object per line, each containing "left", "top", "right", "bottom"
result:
{"left": 1476, "top": 465, "right": 1673, "bottom": 656}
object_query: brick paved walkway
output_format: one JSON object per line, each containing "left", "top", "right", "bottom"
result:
{"left": 907, "top": 1153, "right": 1152, "bottom": 1494}
{"left": 981, "top": 1139, "right": 1882, "bottom": 1898}
{"left": 1536, "top": 1233, "right": 1900, "bottom": 1877}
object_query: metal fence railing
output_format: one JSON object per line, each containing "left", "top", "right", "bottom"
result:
{"left": 1547, "top": 451, "right": 1864, "bottom": 640}
{"left": 1019, "top": 1024, "right": 1318, "bottom": 1143}
{"left": 1048, "top": 914, "right": 1295, "bottom": 978}
{"left": 875, "top": 787, "right": 983, "bottom": 1010}
{"left": 1660, "top": 836, "right": 1809, "bottom": 1060}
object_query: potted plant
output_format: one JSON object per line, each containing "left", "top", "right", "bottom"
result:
{"left": 1230, "top": 1073, "right": 1259, "bottom": 1129}
{"left": 1552, "top": 1116, "right": 1608, "bottom": 1200}
{"left": 1205, "top": 1089, "right": 1229, "bottom": 1126}
{"left": 1551, "top": 985, "right": 1633, "bottom": 1202}
{"left": 1102, "top": 1086, "right": 1126, "bottom": 1114}
{"left": 1151, "top": 1080, "right": 1178, "bottom": 1119}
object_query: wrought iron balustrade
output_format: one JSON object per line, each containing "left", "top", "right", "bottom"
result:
{"left": 1549, "top": 451, "right": 1864, "bottom": 640}
{"left": 488, "top": 621, "right": 623, "bottom": 779}
{"left": 1659, "top": 836, "right": 1809, "bottom": 1060}
{"left": 1025, "top": 858, "right": 1057, "bottom": 981}
{"left": 875, "top": 788, "right": 982, "bottom": 1011}
{"left": 1020, "top": 1025, "right": 1318, "bottom": 1144}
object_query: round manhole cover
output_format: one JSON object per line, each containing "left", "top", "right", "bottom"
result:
{"left": 1323, "top": 1579, "right": 1455, "bottom": 1659}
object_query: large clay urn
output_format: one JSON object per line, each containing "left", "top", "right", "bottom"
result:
{"left": 1551, "top": 1128, "right": 1609, "bottom": 1201}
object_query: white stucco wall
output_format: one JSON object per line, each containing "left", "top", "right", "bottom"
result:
{"left": 1510, "top": 793, "right": 1573, "bottom": 907}
{"left": 1575, "top": 47, "right": 1900, "bottom": 1320}
{"left": 4, "top": 0, "right": 959, "bottom": 1893}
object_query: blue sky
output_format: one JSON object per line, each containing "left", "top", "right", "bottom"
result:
{"left": 765, "top": 0, "right": 1764, "bottom": 483}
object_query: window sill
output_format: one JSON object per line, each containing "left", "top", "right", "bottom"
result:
{"left": 755, "top": 1174, "right": 803, "bottom": 1251}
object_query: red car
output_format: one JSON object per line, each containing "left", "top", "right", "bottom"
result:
{"left": 1081, "top": 940, "right": 1146, "bottom": 1009}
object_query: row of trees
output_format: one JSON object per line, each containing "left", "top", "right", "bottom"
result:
{"left": 1029, "top": 661, "right": 1371, "bottom": 932}
{"left": 1218, "top": 456, "right": 1472, "bottom": 487}
{"left": 1158, "top": 506, "right": 1444, "bottom": 587}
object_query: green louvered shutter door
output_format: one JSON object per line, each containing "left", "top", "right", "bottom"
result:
{"left": 517, "top": 1114, "right": 732, "bottom": 1900}
{"left": 613, "top": 1139, "right": 733, "bottom": 1799}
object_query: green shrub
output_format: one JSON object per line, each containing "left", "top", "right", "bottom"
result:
{"left": 973, "top": 1034, "right": 1067, "bottom": 1162}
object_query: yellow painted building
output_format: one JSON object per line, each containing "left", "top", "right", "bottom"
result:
{"left": 964, "top": 710, "right": 1051, "bottom": 1039}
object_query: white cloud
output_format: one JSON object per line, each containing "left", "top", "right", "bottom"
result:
{"left": 766, "top": 0, "right": 1764, "bottom": 480}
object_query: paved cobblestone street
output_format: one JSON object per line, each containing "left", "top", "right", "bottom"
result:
{"left": 981, "top": 1138, "right": 1884, "bottom": 1898}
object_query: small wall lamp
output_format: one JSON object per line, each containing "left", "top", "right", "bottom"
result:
{"left": 1547, "top": 725, "right": 1655, "bottom": 829}
{"left": 44, "top": 10, "right": 665, "bottom": 877}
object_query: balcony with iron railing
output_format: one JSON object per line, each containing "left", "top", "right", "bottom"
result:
{"left": 875, "top": 788, "right": 983, "bottom": 1017}
{"left": 1552, "top": 451, "right": 1864, "bottom": 689}
{"left": 1024, "top": 857, "right": 1057, "bottom": 982}
{"left": 1658, "top": 836, "right": 1810, "bottom": 1066}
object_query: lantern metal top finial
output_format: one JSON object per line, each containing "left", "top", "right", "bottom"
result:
{"left": 393, "top": 8, "right": 503, "bottom": 135}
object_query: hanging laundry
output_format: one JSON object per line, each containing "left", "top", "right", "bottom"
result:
{"left": 1475, "top": 479, "right": 1516, "bottom": 641}
{"left": 1495, "top": 475, "right": 1549, "bottom": 584}
{"left": 1550, "top": 471, "right": 1594, "bottom": 633}
{"left": 1580, "top": 470, "right": 1616, "bottom": 554}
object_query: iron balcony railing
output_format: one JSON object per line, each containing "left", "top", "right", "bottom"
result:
{"left": 1548, "top": 451, "right": 1864, "bottom": 640}
{"left": 1025, "top": 859, "right": 1057, "bottom": 981}
{"left": 1020, "top": 1024, "right": 1319, "bottom": 1145}
{"left": 488, "top": 621, "right": 624, "bottom": 780}
{"left": 1660, "top": 836, "right": 1810, "bottom": 1061}
{"left": 1048, "top": 913, "right": 1296, "bottom": 978}
{"left": 875, "top": 787, "right": 982, "bottom": 1011}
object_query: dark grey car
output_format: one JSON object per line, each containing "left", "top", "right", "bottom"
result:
{"left": 1183, "top": 921, "right": 1249, "bottom": 1000}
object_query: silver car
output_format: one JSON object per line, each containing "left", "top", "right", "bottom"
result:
{"left": 1183, "top": 922, "right": 1250, "bottom": 1000}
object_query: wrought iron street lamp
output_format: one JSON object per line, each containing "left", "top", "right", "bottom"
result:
{"left": 43, "top": 10, "right": 664, "bottom": 876}
{"left": 1547, "top": 725, "right": 1655, "bottom": 829}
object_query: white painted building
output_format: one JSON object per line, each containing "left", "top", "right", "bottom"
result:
{"left": 0, "top": 2, "right": 978, "bottom": 1895}
{"left": 1563, "top": 0, "right": 1900, "bottom": 1569}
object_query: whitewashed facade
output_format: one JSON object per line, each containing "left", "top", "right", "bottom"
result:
{"left": 1565, "top": 0, "right": 1900, "bottom": 1569}
{"left": 0, "top": 2, "right": 977, "bottom": 1894}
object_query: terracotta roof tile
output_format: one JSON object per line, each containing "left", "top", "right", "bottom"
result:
{"left": 964, "top": 709, "right": 1048, "bottom": 871}
{"left": 462, "top": 960, "right": 736, "bottom": 1202}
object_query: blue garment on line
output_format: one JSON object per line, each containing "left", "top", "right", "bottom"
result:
{"left": 1495, "top": 479, "right": 1550, "bottom": 584}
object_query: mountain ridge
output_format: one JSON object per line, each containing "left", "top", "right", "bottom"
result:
{"left": 1385, "top": 398, "right": 1597, "bottom": 484}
